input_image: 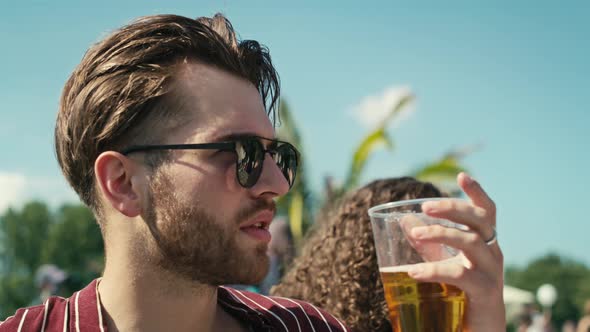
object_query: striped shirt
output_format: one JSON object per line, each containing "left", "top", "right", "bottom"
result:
{"left": 0, "top": 279, "right": 349, "bottom": 332}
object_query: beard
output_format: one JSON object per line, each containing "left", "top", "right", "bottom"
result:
{"left": 142, "top": 170, "right": 272, "bottom": 286}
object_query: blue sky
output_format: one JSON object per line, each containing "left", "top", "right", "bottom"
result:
{"left": 1, "top": 1, "right": 589, "bottom": 267}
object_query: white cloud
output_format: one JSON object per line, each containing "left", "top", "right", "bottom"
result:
{"left": 0, "top": 172, "right": 27, "bottom": 212}
{"left": 0, "top": 172, "right": 79, "bottom": 213}
{"left": 351, "top": 85, "right": 416, "bottom": 129}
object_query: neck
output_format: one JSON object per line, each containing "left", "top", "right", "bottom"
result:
{"left": 98, "top": 250, "right": 221, "bottom": 332}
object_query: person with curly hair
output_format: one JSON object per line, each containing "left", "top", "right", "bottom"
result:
{"left": 271, "top": 177, "right": 447, "bottom": 331}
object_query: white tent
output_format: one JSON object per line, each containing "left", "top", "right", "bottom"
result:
{"left": 504, "top": 285, "right": 535, "bottom": 322}
{"left": 504, "top": 285, "right": 535, "bottom": 304}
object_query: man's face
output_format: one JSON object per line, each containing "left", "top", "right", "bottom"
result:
{"left": 139, "top": 64, "right": 290, "bottom": 285}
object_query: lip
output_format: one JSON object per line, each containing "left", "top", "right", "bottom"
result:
{"left": 239, "top": 209, "right": 274, "bottom": 243}
{"left": 240, "top": 209, "right": 275, "bottom": 230}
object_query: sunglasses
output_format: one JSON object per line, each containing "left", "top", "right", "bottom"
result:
{"left": 120, "top": 135, "right": 299, "bottom": 189}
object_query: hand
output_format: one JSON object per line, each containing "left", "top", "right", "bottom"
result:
{"left": 407, "top": 172, "right": 505, "bottom": 332}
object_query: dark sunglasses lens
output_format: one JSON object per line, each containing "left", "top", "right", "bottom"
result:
{"left": 236, "top": 138, "right": 264, "bottom": 187}
{"left": 274, "top": 144, "right": 298, "bottom": 187}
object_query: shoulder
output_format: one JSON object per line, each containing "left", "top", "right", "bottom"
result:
{"left": 220, "top": 286, "right": 350, "bottom": 332}
{"left": 0, "top": 296, "right": 69, "bottom": 332}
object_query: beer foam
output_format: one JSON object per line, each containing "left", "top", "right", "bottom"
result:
{"left": 379, "top": 266, "right": 414, "bottom": 273}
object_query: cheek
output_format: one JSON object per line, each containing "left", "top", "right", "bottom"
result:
{"left": 223, "top": 159, "right": 240, "bottom": 191}
{"left": 191, "top": 168, "right": 241, "bottom": 221}
{"left": 164, "top": 158, "right": 242, "bottom": 221}
{"left": 172, "top": 158, "right": 234, "bottom": 195}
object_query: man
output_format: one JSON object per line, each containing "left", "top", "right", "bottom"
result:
{"left": 0, "top": 13, "right": 504, "bottom": 331}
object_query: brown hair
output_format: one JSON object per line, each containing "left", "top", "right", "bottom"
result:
{"left": 271, "top": 177, "right": 444, "bottom": 332}
{"left": 55, "top": 14, "right": 280, "bottom": 217}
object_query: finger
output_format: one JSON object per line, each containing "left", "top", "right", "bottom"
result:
{"left": 399, "top": 214, "right": 427, "bottom": 231}
{"left": 399, "top": 214, "right": 427, "bottom": 250}
{"left": 458, "top": 172, "right": 496, "bottom": 224}
{"left": 407, "top": 260, "right": 505, "bottom": 311}
{"left": 421, "top": 199, "right": 493, "bottom": 238}
{"left": 407, "top": 259, "right": 476, "bottom": 292}
{"left": 410, "top": 225, "right": 497, "bottom": 273}
{"left": 457, "top": 173, "right": 502, "bottom": 257}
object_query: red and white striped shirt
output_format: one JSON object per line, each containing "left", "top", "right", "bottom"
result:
{"left": 0, "top": 279, "right": 349, "bottom": 331}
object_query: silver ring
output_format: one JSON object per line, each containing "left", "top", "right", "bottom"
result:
{"left": 484, "top": 226, "right": 497, "bottom": 246}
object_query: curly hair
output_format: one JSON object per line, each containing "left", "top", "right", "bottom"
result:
{"left": 271, "top": 177, "right": 444, "bottom": 332}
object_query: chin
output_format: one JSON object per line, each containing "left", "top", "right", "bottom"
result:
{"left": 237, "top": 249, "right": 271, "bottom": 285}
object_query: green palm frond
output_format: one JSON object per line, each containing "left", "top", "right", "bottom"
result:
{"left": 342, "top": 93, "right": 415, "bottom": 192}
{"left": 414, "top": 157, "right": 466, "bottom": 182}
{"left": 275, "top": 100, "right": 313, "bottom": 245}
{"left": 413, "top": 144, "right": 482, "bottom": 196}
{"left": 343, "top": 128, "right": 393, "bottom": 190}
{"left": 276, "top": 100, "right": 302, "bottom": 147}
{"left": 288, "top": 191, "right": 304, "bottom": 247}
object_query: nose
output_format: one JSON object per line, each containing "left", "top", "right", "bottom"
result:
{"left": 249, "top": 152, "right": 290, "bottom": 199}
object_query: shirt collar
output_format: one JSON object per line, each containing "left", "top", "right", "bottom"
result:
{"left": 78, "top": 279, "right": 270, "bottom": 331}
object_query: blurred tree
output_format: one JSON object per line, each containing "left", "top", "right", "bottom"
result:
{"left": 0, "top": 202, "right": 50, "bottom": 317}
{"left": 276, "top": 92, "right": 476, "bottom": 245}
{"left": 0, "top": 202, "right": 51, "bottom": 317}
{"left": 412, "top": 143, "right": 482, "bottom": 197}
{"left": 0, "top": 202, "right": 103, "bottom": 319}
{"left": 329, "top": 90, "right": 476, "bottom": 202}
{"left": 340, "top": 93, "right": 414, "bottom": 195}
{"left": 1, "top": 202, "right": 50, "bottom": 272}
{"left": 276, "top": 100, "right": 315, "bottom": 246}
{"left": 505, "top": 253, "right": 590, "bottom": 329}
{"left": 43, "top": 204, "right": 104, "bottom": 293}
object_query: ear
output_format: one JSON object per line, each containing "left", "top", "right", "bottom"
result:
{"left": 94, "top": 151, "right": 145, "bottom": 217}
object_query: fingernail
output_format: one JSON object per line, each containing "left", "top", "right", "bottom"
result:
{"left": 411, "top": 226, "right": 427, "bottom": 239}
{"left": 408, "top": 265, "right": 423, "bottom": 278}
{"left": 462, "top": 172, "right": 474, "bottom": 185}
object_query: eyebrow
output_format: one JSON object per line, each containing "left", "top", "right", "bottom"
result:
{"left": 215, "top": 133, "right": 276, "bottom": 142}
{"left": 212, "top": 133, "right": 284, "bottom": 150}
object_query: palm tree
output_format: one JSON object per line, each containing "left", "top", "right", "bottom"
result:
{"left": 275, "top": 100, "right": 314, "bottom": 247}
{"left": 412, "top": 143, "right": 482, "bottom": 197}
{"left": 276, "top": 91, "right": 477, "bottom": 246}
{"left": 339, "top": 93, "right": 415, "bottom": 196}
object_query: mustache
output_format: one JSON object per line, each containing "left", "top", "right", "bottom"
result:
{"left": 236, "top": 199, "right": 277, "bottom": 223}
